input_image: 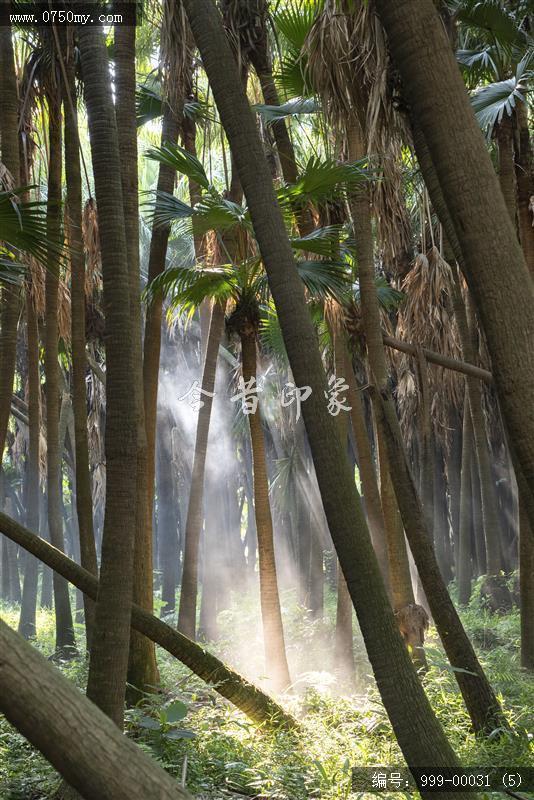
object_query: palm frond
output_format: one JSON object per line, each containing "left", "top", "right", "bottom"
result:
{"left": 145, "top": 264, "right": 237, "bottom": 317}
{"left": 254, "top": 96, "right": 319, "bottom": 123}
{"left": 471, "top": 52, "right": 532, "bottom": 130}
{"left": 136, "top": 81, "right": 209, "bottom": 128}
{"left": 290, "top": 224, "right": 346, "bottom": 257}
{"left": 280, "top": 156, "right": 369, "bottom": 205}
{"left": 296, "top": 258, "right": 351, "bottom": 302}
{"left": 145, "top": 142, "right": 210, "bottom": 190}
{"left": 0, "top": 189, "right": 62, "bottom": 266}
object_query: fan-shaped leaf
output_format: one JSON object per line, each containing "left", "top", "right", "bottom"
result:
{"left": 146, "top": 142, "right": 210, "bottom": 190}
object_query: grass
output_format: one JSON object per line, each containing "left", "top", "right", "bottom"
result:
{"left": 0, "top": 581, "right": 533, "bottom": 800}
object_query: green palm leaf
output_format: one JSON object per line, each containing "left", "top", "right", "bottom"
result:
{"left": 146, "top": 142, "right": 210, "bottom": 191}
{"left": 0, "top": 189, "right": 61, "bottom": 269}
{"left": 280, "top": 156, "right": 369, "bottom": 205}
{"left": 254, "top": 96, "right": 319, "bottom": 123}
{"left": 471, "top": 52, "right": 532, "bottom": 130}
{"left": 290, "top": 225, "right": 345, "bottom": 257}
{"left": 145, "top": 264, "right": 237, "bottom": 317}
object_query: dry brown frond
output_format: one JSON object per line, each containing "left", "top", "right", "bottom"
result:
{"left": 395, "top": 247, "right": 463, "bottom": 447}
{"left": 82, "top": 198, "right": 102, "bottom": 297}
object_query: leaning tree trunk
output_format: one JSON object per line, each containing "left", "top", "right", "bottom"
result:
{"left": 44, "top": 98, "right": 76, "bottom": 655}
{"left": 374, "top": 0, "right": 534, "bottom": 529}
{"left": 331, "top": 316, "right": 355, "bottom": 682}
{"left": 177, "top": 302, "right": 225, "bottom": 638}
{"left": 180, "top": 1, "right": 476, "bottom": 790}
{"left": 62, "top": 41, "right": 98, "bottom": 648}
{"left": 0, "top": 510, "right": 296, "bottom": 730}
{"left": 114, "top": 22, "right": 160, "bottom": 700}
{"left": 240, "top": 332, "right": 291, "bottom": 693}
{"left": 0, "top": 619, "right": 193, "bottom": 800}
{"left": 77, "top": 22, "right": 138, "bottom": 728}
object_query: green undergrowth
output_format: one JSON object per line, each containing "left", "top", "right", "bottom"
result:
{"left": 1, "top": 586, "right": 533, "bottom": 800}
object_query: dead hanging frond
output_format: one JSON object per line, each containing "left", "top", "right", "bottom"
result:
{"left": 371, "top": 145, "right": 413, "bottom": 279}
{"left": 82, "top": 198, "right": 102, "bottom": 297}
{"left": 220, "top": 0, "right": 267, "bottom": 73}
{"left": 161, "top": 0, "right": 195, "bottom": 115}
{"left": 396, "top": 246, "right": 463, "bottom": 447}
{"left": 0, "top": 162, "right": 15, "bottom": 192}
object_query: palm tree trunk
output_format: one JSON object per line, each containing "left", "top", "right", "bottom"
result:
{"left": 331, "top": 317, "right": 355, "bottom": 681}
{"left": 114, "top": 23, "right": 160, "bottom": 700}
{"left": 346, "top": 120, "right": 422, "bottom": 655}
{"left": 18, "top": 290, "right": 40, "bottom": 638}
{"left": 344, "top": 350, "right": 390, "bottom": 590}
{"left": 520, "top": 495, "right": 534, "bottom": 670}
{"left": 458, "top": 394, "right": 473, "bottom": 606}
{"left": 240, "top": 333, "right": 291, "bottom": 693}
{"left": 177, "top": 303, "right": 225, "bottom": 638}
{"left": 515, "top": 102, "right": 534, "bottom": 276}
{"left": 181, "top": 0, "right": 476, "bottom": 784}
{"left": 62, "top": 42, "right": 98, "bottom": 648}
{"left": 0, "top": 509, "right": 297, "bottom": 730}
{"left": 157, "top": 413, "right": 180, "bottom": 615}
{"left": 0, "top": 618, "right": 193, "bottom": 800}
{"left": 143, "top": 103, "right": 182, "bottom": 553}
{"left": 77, "top": 22, "right": 138, "bottom": 728}
{"left": 44, "top": 100, "right": 76, "bottom": 656}
{"left": 374, "top": 0, "right": 534, "bottom": 528}
{"left": 0, "top": 26, "right": 22, "bottom": 469}
{"left": 496, "top": 115, "right": 517, "bottom": 227}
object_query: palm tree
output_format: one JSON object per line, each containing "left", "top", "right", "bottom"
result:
{"left": 374, "top": 0, "right": 534, "bottom": 536}
{"left": 60, "top": 28, "right": 98, "bottom": 647}
{"left": 0, "top": 26, "right": 23, "bottom": 481}
{"left": 77, "top": 21, "right": 139, "bottom": 727}
{"left": 180, "top": 0, "right": 478, "bottom": 785}
{"left": 43, "top": 80, "right": 76, "bottom": 656}
{"left": 114, "top": 21, "right": 160, "bottom": 700}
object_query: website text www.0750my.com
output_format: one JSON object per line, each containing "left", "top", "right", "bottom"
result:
{"left": 0, "top": 2, "right": 140, "bottom": 26}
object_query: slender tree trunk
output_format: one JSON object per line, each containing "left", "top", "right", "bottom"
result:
{"left": 375, "top": 0, "right": 534, "bottom": 527}
{"left": 178, "top": 303, "right": 225, "bottom": 637}
{"left": 331, "top": 317, "right": 355, "bottom": 681}
{"left": 114, "top": 22, "right": 160, "bottom": 699}
{"left": 520, "top": 495, "right": 534, "bottom": 670}
{"left": 0, "top": 618, "right": 192, "bottom": 800}
{"left": 0, "top": 510, "right": 296, "bottom": 730}
{"left": 0, "top": 26, "right": 22, "bottom": 465}
{"left": 157, "top": 414, "right": 180, "bottom": 615}
{"left": 240, "top": 333, "right": 291, "bottom": 693}
{"left": 458, "top": 394, "right": 473, "bottom": 606}
{"left": 62, "top": 42, "right": 98, "bottom": 648}
{"left": 181, "top": 0, "right": 478, "bottom": 785}
{"left": 18, "top": 291, "right": 40, "bottom": 638}
{"left": 345, "top": 350, "right": 390, "bottom": 589}
{"left": 347, "top": 120, "right": 423, "bottom": 660}
{"left": 77, "top": 22, "right": 138, "bottom": 727}
{"left": 143, "top": 106, "right": 180, "bottom": 552}
{"left": 45, "top": 99, "right": 76, "bottom": 655}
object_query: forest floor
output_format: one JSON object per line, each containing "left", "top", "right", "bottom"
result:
{"left": 1, "top": 579, "right": 533, "bottom": 800}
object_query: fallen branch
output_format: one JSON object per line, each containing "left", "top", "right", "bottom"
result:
{"left": 382, "top": 335, "right": 492, "bottom": 384}
{"left": 0, "top": 511, "right": 297, "bottom": 731}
